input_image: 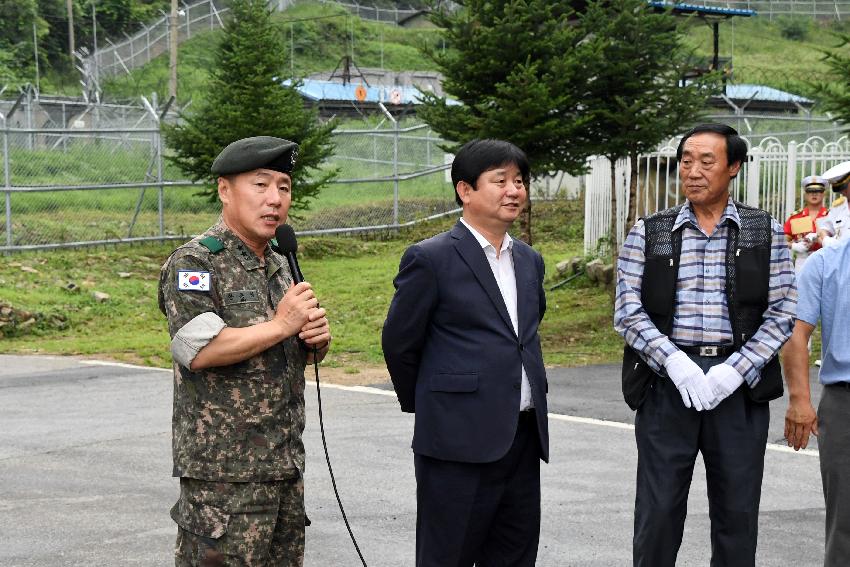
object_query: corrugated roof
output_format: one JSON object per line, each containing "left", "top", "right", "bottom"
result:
{"left": 282, "top": 79, "right": 428, "bottom": 104}
{"left": 723, "top": 84, "right": 813, "bottom": 104}
{"left": 648, "top": 1, "right": 756, "bottom": 17}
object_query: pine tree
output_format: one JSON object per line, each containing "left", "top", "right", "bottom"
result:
{"left": 819, "top": 34, "right": 850, "bottom": 125}
{"left": 163, "top": 0, "right": 335, "bottom": 213}
{"left": 573, "top": 0, "right": 719, "bottom": 252}
{"left": 418, "top": 0, "right": 590, "bottom": 244}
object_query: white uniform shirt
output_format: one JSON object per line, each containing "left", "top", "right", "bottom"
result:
{"left": 460, "top": 218, "right": 533, "bottom": 411}
{"left": 817, "top": 197, "right": 850, "bottom": 244}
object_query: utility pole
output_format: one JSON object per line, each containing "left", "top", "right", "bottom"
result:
{"left": 169, "top": 0, "right": 178, "bottom": 100}
{"left": 91, "top": 1, "right": 98, "bottom": 88}
{"left": 66, "top": 0, "right": 75, "bottom": 59}
{"left": 33, "top": 22, "right": 40, "bottom": 93}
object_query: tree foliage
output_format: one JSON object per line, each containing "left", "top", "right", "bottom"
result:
{"left": 163, "top": 0, "right": 336, "bottom": 214}
{"left": 417, "top": 0, "right": 591, "bottom": 242}
{"left": 819, "top": 34, "right": 850, "bottom": 125}
{"left": 574, "top": 0, "right": 719, "bottom": 249}
{"left": 0, "top": 0, "right": 46, "bottom": 88}
{"left": 0, "top": 0, "right": 169, "bottom": 89}
{"left": 419, "top": 0, "right": 589, "bottom": 175}
{"left": 419, "top": 0, "right": 717, "bottom": 249}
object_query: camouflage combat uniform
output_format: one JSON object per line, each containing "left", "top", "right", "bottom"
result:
{"left": 158, "top": 222, "right": 308, "bottom": 567}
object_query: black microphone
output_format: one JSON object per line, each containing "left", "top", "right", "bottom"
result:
{"left": 275, "top": 224, "right": 304, "bottom": 284}
{"left": 275, "top": 226, "right": 365, "bottom": 566}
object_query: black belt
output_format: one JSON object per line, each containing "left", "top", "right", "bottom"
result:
{"left": 676, "top": 344, "right": 735, "bottom": 357}
{"left": 826, "top": 382, "right": 850, "bottom": 390}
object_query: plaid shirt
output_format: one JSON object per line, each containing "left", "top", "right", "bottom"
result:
{"left": 613, "top": 198, "right": 797, "bottom": 386}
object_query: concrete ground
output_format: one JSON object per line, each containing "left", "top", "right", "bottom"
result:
{"left": 0, "top": 355, "right": 826, "bottom": 566}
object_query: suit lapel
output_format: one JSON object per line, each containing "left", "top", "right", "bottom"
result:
{"left": 451, "top": 221, "right": 515, "bottom": 335}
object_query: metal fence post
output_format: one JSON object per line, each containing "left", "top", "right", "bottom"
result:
{"left": 785, "top": 141, "right": 798, "bottom": 219}
{"left": 3, "top": 122, "right": 11, "bottom": 249}
{"left": 157, "top": 125, "right": 165, "bottom": 238}
{"left": 393, "top": 119, "right": 399, "bottom": 226}
{"left": 746, "top": 148, "right": 761, "bottom": 207}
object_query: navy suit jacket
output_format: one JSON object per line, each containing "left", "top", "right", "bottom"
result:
{"left": 382, "top": 221, "right": 549, "bottom": 463}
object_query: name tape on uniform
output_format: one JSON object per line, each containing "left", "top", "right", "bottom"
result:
{"left": 178, "top": 270, "right": 211, "bottom": 291}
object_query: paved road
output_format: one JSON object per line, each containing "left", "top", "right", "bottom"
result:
{"left": 0, "top": 355, "right": 825, "bottom": 566}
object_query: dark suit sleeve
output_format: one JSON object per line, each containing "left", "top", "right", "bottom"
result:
{"left": 382, "top": 244, "right": 438, "bottom": 413}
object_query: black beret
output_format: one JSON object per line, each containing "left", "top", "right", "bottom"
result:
{"left": 211, "top": 136, "right": 299, "bottom": 176}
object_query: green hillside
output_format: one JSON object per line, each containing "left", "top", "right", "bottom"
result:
{"left": 5, "top": 1, "right": 849, "bottom": 102}
{"left": 103, "top": 1, "right": 440, "bottom": 103}
{"left": 682, "top": 15, "right": 850, "bottom": 98}
{"left": 101, "top": 2, "right": 850, "bottom": 106}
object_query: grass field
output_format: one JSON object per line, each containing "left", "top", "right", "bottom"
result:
{"left": 0, "top": 199, "right": 625, "bottom": 370}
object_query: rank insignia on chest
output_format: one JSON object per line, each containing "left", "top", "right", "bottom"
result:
{"left": 177, "top": 270, "right": 211, "bottom": 291}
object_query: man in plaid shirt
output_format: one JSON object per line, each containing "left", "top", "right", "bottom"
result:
{"left": 614, "top": 123, "right": 797, "bottom": 567}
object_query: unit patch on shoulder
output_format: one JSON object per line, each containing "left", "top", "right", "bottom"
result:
{"left": 178, "top": 270, "right": 211, "bottom": 291}
{"left": 199, "top": 236, "right": 225, "bottom": 253}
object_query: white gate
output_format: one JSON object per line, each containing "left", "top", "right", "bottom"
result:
{"left": 584, "top": 135, "right": 850, "bottom": 255}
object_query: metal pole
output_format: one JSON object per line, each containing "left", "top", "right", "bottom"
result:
{"left": 785, "top": 141, "right": 798, "bottom": 221}
{"left": 25, "top": 87, "right": 33, "bottom": 150}
{"left": 61, "top": 102, "right": 67, "bottom": 152}
{"left": 157, "top": 126, "right": 165, "bottom": 238}
{"left": 169, "top": 0, "right": 178, "bottom": 100}
{"left": 393, "top": 119, "right": 399, "bottom": 225}
{"left": 33, "top": 23, "right": 40, "bottom": 93}
{"left": 66, "top": 0, "right": 75, "bottom": 60}
{"left": 378, "top": 102, "right": 399, "bottom": 226}
{"left": 3, "top": 123, "right": 12, "bottom": 248}
{"left": 92, "top": 1, "right": 98, "bottom": 87}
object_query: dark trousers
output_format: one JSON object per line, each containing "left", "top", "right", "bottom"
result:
{"left": 818, "top": 384, "right": 850, "bottom": 567}
{"left": 633, "top": 355, "right": 769, "bottom": 567}
{"left": 414, "top": 411, "right": 541, "bottom": 567}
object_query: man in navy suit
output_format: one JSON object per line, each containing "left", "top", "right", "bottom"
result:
{"left": 382, "top": 139, "right": 549, "bottom": 567}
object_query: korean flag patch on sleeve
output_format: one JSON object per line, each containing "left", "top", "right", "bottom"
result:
{"left": 178, "top": 270, "right": 211, "bottom": 291}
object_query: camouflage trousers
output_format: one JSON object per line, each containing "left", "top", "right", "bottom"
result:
{"left": 172, "top": 476, "right": 305, "bottom": 567}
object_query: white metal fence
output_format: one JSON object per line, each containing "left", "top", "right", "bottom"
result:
{"left": 584, "top": 135, "right": 850, "bottom": 255}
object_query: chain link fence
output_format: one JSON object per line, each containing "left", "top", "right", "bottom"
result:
{"left": 0, "top": 117, "right": 460, "bottom": 252}
{"left": 82, "top": 0, "right": 424, "bottom": 85}
{"left": 0, "top": 91, "right": 168, "bottom": 134}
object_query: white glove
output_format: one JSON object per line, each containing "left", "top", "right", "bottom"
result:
{"left": 805, "top": 232, "right": 818, "bottom": 244}
{"left": 664, "top": 351, "right": 716, "bottom": 411}
{"left": 823, "top": 235, "right": 839, "bottom": 248}
{"left": 791, "top": 240, "right": 809, "bottom": 254}
{"left": 705, "top": 363, "right": 745, "bottom": 405}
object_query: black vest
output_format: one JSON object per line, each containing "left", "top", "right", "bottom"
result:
{"left": 621, "top": 202, "right": 783, "bottom": 410}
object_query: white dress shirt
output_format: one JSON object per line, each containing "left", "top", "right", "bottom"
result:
{"left": 460, "top": 218, "right": 533, "bottom": 411}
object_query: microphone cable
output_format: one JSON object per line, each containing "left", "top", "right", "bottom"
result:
{"left": 311, "top": 345, "right": 368, "bottom": 567}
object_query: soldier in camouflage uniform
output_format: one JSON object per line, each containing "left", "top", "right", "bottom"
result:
{"left": 158, "top": 136, "right": 331, "bottom": 566}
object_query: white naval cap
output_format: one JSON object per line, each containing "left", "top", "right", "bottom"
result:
{"left": 821, "top": 161, "right": 850, "bottom": 191}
